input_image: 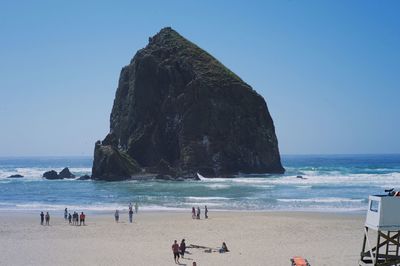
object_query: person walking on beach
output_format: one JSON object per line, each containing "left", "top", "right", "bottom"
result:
{"left": 68, "top": 213, "right": 72, "bottom": 224}
{"left": 45, "top": 212, "right": 50, "bottom": 225}
{"left": 180, "top": 239, "right": 186, "bottom": 258}
{"left": 64, "top": 208, "right": 68, "bottom": 220}
{"left": 135, "top": 202, "right": 139, "bottom": 214}
{"left": 192, "top": 207, "right": 196, "bottom": 219}
{"left": 196, "top": 206, "right": 201, "bottom": 219}
{"left": 172, "top": 240, "right": 180, "bottom": 264}
{"left": 40, "top": 211, "right": 44, "bottom": 225}
{"left": 205, "top": 205, "right": 208, "bottom": 219}
{"left": 129, "top": 208, "right": 133, "bottom": 223}
{"left": 114, "top": 210, "right": 119, "bottom": 223}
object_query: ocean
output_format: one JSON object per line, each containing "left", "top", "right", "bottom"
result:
{"left": 0, "top": 154, "right": 399, "bottom": 213}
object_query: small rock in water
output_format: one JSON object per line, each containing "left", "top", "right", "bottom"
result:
{"left": 77, "top": 175, "right": 91, "bottom": 180}
{"left": 7, "top": 174, "right": 24, "bottom": 178}
{"left": 43, "top": 170, "right": 61, "bottom": 180}
{"left": 58, "top": 167, "right": 75, "bottom": 179}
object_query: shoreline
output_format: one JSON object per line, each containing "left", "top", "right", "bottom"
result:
{"left": 0, "top": 208, "right": 367, "bottom": 216}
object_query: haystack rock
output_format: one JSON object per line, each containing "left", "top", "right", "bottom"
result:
{"left": 92, "top": 27, "right": 284, "bottom": 181}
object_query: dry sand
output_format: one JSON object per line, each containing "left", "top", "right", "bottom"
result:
{"left": 0, "top": 211, "right": 364, "bottom": 266}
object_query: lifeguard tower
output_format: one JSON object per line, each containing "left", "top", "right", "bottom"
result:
{"left": 360, "top": 195, "right": 400, "bottom": 265}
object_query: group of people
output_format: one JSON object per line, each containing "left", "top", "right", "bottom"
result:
{"left": 64, "top": 208, "right": 86, "bottom": 226}
{"left": 171, "top": 239, "right": 187, "bottom": 264}
{"left": 192, "top": 205, "right": 208, "bottom": 219}
{"left": 39, "top": 208, "right": 87, "bottom": 226}
{"left": 40, "top": 211, "right": 50, "bottom": 225}
{"left": 114, "top": 202, "right": 139, "bottom": 223}
{"left": 171, "top": 238, "right": 229, "bottom": 264}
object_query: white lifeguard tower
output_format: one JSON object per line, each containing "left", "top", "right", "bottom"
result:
{"left": 360, "top": 195, "right": 400, "bottom": 265}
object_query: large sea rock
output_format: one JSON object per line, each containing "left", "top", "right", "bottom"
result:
{"left": 92, "top": 27, "right": 284, "bottom": 181}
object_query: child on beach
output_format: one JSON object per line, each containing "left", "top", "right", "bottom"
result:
{"left": 197, "top": 207, "right": 201, "bottom": 219}
{"left": 68, "top": 213, "right": 72, "bottom": 224}
{"left": 205, "top": 205, "right": 208, "bottom": 219}
{"left": 64, "top": 208, "right": 68, "bottom": 220}
{"left": 172, "top": 240, "right": 180, "bottom": 264}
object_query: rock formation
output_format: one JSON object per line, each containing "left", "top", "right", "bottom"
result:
{"left": 92, "top": 27, "right": 284, "bottom": 181}
{"left": 43, "top": 170, "right": 60, "bottom": 180}
{"left": 58, "top": 167, "right": 75, "bottom": 179}
{"left": 7, "top": 174, "right": 23, "bottom": 178}
{"left": 77, "top": 175, "right": 91, "bottom": 180}
{"left": 42, "top": 168, "right": 76, "bottom": 180}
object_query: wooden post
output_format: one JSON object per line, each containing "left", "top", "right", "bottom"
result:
{"left": 361, "top": 227, "right": 368, "bottom": 261}
{"left": 376, "top": 231, "right": 381, "bottom": 266}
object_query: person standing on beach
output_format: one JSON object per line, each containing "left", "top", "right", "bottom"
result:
{"left": 74, "top": 212, "right": 78, "bottom": 225}
{"left": 45, "top": 212, "right": 50, "bottom": 225}
{"left": 40, "top": 211, "right": 44, "bottom": 225}
{"left": 135, "top": 202, "right": 139, "bottom": 214}
{"left": 172, "top": 240, "right": 180, "bottom": 264}
{"left": 115, "top": 210, "right": 119, "bottom": 223}
{"left": 64, "top": 208, "right": 68, "bottom": 220}
{"left": 197, "top": 206, "right": 201, "bottom": 219}
{"left": 80, "top": 212, "right": 85, "bottom": 226}
{"left": 192, "top": 207, "right": 195, "bottom": 219}
{"left": 68, "top": 213, "right": 72, "bottom": 224}
{"left": 129, "top": 208, "right": 133, "bottom": 223}
{"left": 205, "top": 205, "right": 208, "bottom": 219}
{"left": 129, "top": 202, "right": 132, "bottom": 212}
{"left": 180, "top": 239, "right": 186, "bottom": 258}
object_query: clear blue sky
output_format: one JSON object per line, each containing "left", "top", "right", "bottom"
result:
{"left": 0, "top": 0, "right": 399, "bottom": 156}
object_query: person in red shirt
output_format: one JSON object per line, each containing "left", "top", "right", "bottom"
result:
{"left": 172, "top": 240, "right": 180, "bottom": 264}
{"left": 80, "top": 212, "right": 85, "bottom": 226}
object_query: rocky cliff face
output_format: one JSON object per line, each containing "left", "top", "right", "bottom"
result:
{"left": 92, "top": 27, "right": 284, "bottom": 181}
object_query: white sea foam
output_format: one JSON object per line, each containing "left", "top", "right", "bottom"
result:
{"left": 186, "top": 196, "right": 231, "bottom": 201}
{"left": 295, "top": 185, "right": 312, "bottom": 189}
{"left": 206, "top": 184, "right": 231, "bottom": 189}
{"left": 276, "top": 197, "right": 365, "bottom": 203}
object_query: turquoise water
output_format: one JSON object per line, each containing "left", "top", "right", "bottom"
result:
{"left": 0, "top": 155, "right": 399, "bottom": 213}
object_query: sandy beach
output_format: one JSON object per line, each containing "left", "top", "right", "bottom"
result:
{"left": 0, "top": 211, "right": 364, "bottom": 266}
